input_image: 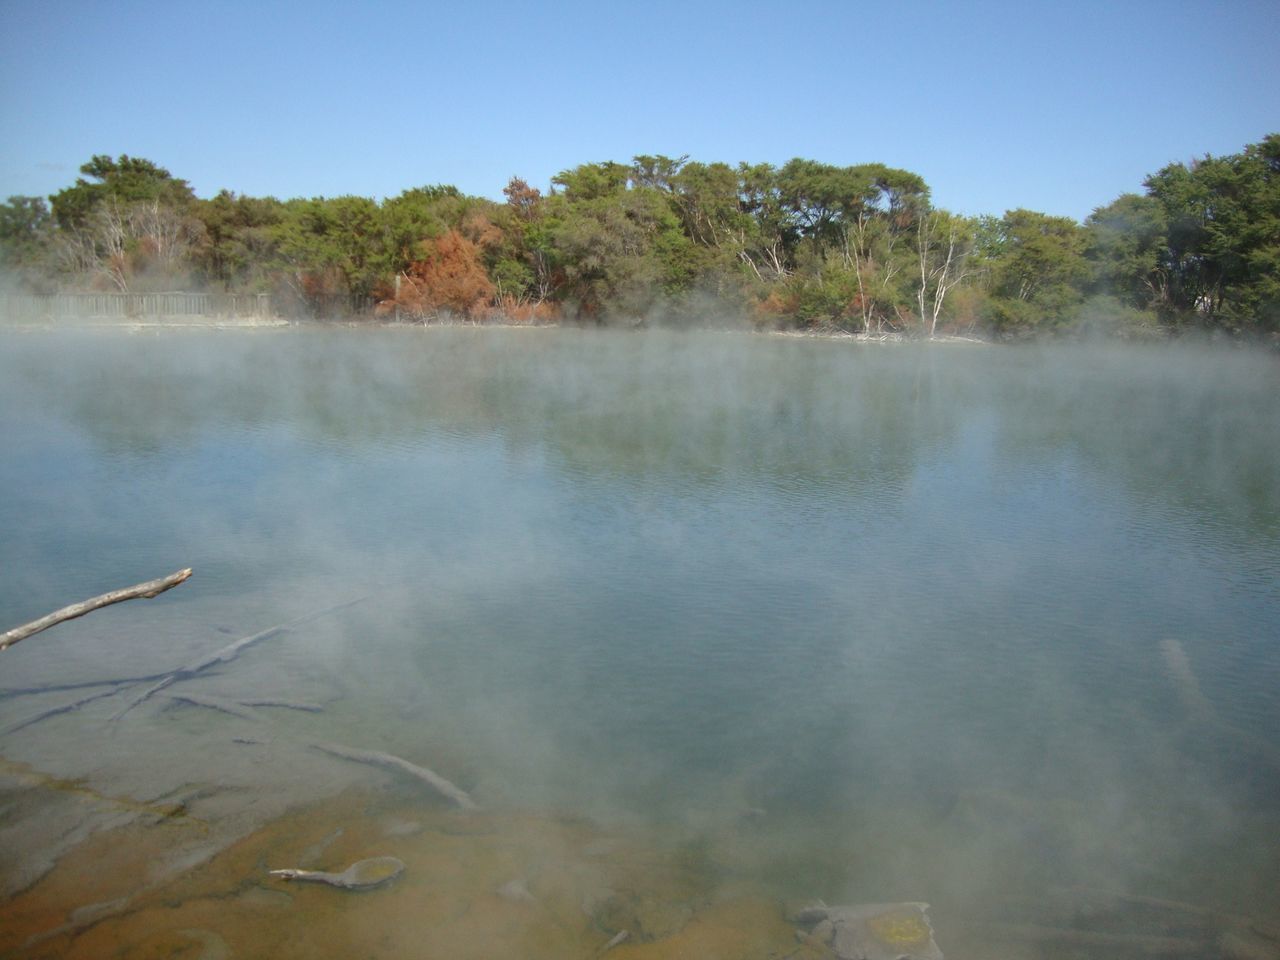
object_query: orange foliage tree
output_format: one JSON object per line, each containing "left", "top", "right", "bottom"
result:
{"left": 391, "top": 229, "right": 495, "bottom": 319}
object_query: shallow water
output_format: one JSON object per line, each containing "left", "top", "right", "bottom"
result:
{"left": 1, "top": 327, "right": 1278, "bottom": 956}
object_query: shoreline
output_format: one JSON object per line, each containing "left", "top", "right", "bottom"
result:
{"left": 0, "top": 314, "right": 991, "bottom": 345}
{"left": 1, "top": 782, "right": 802, "bottom": 959}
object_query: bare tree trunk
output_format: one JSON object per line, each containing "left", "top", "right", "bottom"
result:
{"left": 95, "top": 201, "right": 131, "bottom": 292}
{"left": 917, "top": 211, "right": 972, "bottom": 338}
{"left": 1, "top": 569, "right": 192, "bottom": 652}
{"left": 737, "top": 250, "right": 765, "bottom": 284}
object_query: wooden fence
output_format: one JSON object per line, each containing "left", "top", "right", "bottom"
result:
{"left": 1, "top": 292, "right": 274, "bottom": 322}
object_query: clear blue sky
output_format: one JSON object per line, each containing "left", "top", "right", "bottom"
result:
{"left": 1, "top": 0, "right": 1276, "bottom": 222}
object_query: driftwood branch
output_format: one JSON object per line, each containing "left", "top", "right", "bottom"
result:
{"left": 1, "top": 568, "right": 193, "bottom": 652}
{"left": 311, "top": 741, "right": 478, "bottom": 810}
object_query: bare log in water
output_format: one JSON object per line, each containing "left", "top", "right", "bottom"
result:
{"left": 111, "top": 595, "right": 368, "bottom": 722}
{"left": 311, "top": 741, "right": 478, "bottom": 810}
{"left": 1, "top": 568, "right": 193, "bottom": 652}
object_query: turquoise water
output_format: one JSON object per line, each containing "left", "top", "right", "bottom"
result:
{"left": 1, "top": 327, "right": 1278, "bottom": 922}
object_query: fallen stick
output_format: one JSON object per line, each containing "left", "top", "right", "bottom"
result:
{"left": 1, "top": 568, "right": 192, "bottom": 652}
{"left": 0, "top": 674, "right": 174, "bottom": 699}
{"left": 111, "top": 595, "right": 368, "bottom": 722}
{"left": 167, "top": 693, "right": 324, "bottom": 720}
{"left": 0, "top": 686, "right": 126, "bottom": 737}
{"left": 166, "top": 692, "right": 261, "bottom": 722}
{"left": 237, "top": 698, "right": 324, "bottom": 712}
{"left": 311, "top": 741, "right": 478, "bottom": 810}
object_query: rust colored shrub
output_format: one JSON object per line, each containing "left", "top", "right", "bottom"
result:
{"left": 411, "top": 230, "right": 494, "bottom": 317}
{"left": 478, "top": 293, "right": 558, "bottom": 325}
{"left": 382, "top": 230, "right": 495, "bottom": 319}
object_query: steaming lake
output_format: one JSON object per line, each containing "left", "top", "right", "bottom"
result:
{"left": 2, "top": 327, "right": 1278, "bottom": 957}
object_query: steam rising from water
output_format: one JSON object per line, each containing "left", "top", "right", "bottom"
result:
{"left": 1, "top": 328, "right": 1278, "bottom": 939}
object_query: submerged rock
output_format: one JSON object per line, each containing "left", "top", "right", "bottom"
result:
{"left": 591, "top": 890, "right": 693, "bottom": 942}
{"left": 495, "top": 877, "right": 536, "bottom": 903}
{"left": 792, "top": 901, "right": 943, "bottom": 960}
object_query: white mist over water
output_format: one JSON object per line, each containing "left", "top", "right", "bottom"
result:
{"left": 1, "top": 327, "right": 1278, "bottom": 942}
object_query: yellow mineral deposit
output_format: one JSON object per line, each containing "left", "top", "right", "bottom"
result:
{"left": 866, "top": 907, "right": 932, "bottom": 949}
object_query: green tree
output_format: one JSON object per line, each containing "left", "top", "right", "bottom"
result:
{"left": 0, "top": 196, "right": 55, "bottom": 289}
{"left": 271, "top": 195, "right": 385, "bottom": 307}
{"left": 550, "top": 161, "right": 631, "bottom": 202}
{"left": 494, "top": 177, "right": 552, "bottom": 304}
{"left": 379, "top": 185, "right": 465, "bottom": 275}
{"left": 545, "top": 179, "right": 692, "bottom": 322}
{"left": 776, "top": 159, "right": 925, "bottom": 254}
{"left": 193, "top": 190, "right": 285, "bottom": 290}
{"left": 980, "top": 209, "right": 1089, "bottom": 335}
{"left": 631, "top": 154, "right": 688, "bottom": 193}
{"left": 1142, "top": 134, "right": 1280, "bottom": 332}
{"left": 1085, "top": 192, "right": 1168, "bottom": 310}
{"left": 50, "top": 155, "right": 194, "bottom": 229}
{"left": 751, "top": 160, "right": 928, "bottom": 330}
{"left": 735, "top": 162, "right": 794, "bottom": 283}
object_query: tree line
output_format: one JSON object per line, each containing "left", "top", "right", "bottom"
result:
{"left": 1, "top": 135, "right": 1276, "bottom": 339}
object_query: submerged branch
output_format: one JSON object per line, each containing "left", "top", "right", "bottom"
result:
{"left": 166, "top": 692, "right": 261, "bottom": 722}
{"left": 238, "top": 698, "right": 324, "bottom": 712}
{"left": 1, "top": 568, "right": 193, "bottom": 652}
{"left": 0, "top": 686, "right": 126, "bottom": 737}
{"left": 311, "top": 741, "right": 478, "bottom": 810}
{"left": 0, "top": 673, "right": 175, "bottom": 699}
{"left": 111, "top": 595, "right": 368, "bottom": 722}
{"left": 165, "top": 692, "right": 325, "bottom": 721}
{"left": 1160, "top": 637, "right": 1280, "bottom": 772}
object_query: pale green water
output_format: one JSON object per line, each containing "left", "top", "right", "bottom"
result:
{"left": 1, "top": 328, "right": 1278, "bottom": 925}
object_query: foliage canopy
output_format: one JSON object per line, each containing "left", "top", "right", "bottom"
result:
{"left": 3, "top": 137, "right": 1277, "bottom": 341}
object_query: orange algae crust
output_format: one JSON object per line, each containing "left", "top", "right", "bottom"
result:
{"left": 2, "top": 788, "right": 799, "bottom": 960}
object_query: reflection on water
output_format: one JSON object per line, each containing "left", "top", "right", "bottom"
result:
{"left": 1, "top": 328, "right": 1278, "bottom": 957}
